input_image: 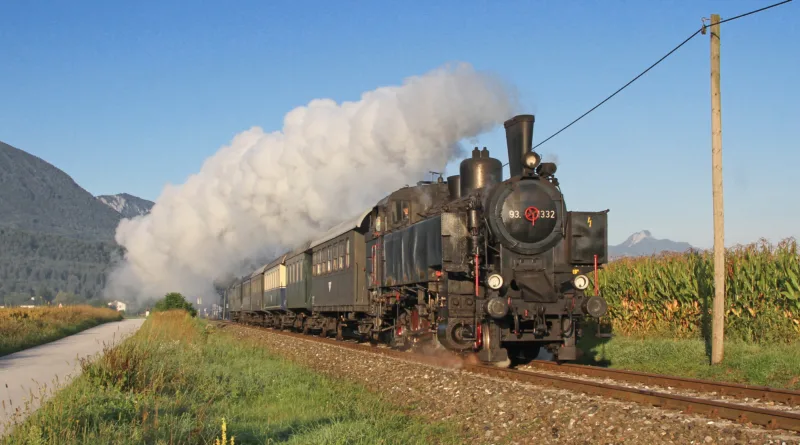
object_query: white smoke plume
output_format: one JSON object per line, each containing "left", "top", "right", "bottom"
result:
{"left": 104, "top": 62, "right": 519, "bottom": 302}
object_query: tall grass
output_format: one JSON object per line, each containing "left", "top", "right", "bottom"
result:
{"left": 588, "top": 237, "right": 800, "bottom": 343}
{"left": 0, "top": 305, "right": 123, "bottom": 356}
{"left": 2, "top": 310, "right": 462, "bottom": 445}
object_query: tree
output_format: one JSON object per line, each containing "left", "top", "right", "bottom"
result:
{"left": 153, "top": 292, "right": 198, "bottom": 317}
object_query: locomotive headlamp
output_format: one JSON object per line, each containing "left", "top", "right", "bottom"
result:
{"left": 522, "top": 151, "right": 541, "bottom": 170}
{"left": 573, "top": 274, "right": 590, "bottom": 290}
{"left": 582, "top": 295, "right": 608, "bottom": 318}
{"left": 485, "top": 297, "right": 509, "bottom": 319}
{"left": 487, "top": 273, "right": 504, "bottom": 290}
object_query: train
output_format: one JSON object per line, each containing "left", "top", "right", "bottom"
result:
{"left": 224, "top": 114, "right": 609, "bottom": 367}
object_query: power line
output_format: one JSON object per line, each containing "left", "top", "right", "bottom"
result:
{"left": 715, "top": 0, "right": 792, "bottom": 25}
{"left": 503, "top": 0, "right": 793, "bottom": 165}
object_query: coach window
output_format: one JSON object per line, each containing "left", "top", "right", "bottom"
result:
{"left": 393, "top": 201, "right": 401, "bottom": 223}
{"left": 338, "top": 242, "right": 342, "bottom": 271}
{"left": 326, "top": 246, "right": 331, "bottom": 273}
{"left": 346, "top": 239, "right": 351, "bottom": 269}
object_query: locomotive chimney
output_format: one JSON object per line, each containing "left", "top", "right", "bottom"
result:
{"left": 504, "top": 114, "right": 535, "bottom": 177}
{"left": 447, "top": 175, "right": 461, "bottom": 199}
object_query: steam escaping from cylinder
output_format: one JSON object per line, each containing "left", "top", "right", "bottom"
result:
{"left": 103, "top": 62, "right": 519, "bottom": 302}
{"left": 504, "top": 114, "right": 535, "bottom": 177}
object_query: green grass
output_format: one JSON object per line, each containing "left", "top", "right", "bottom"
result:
{"left": 577, "top": 332, "right": 800, "bottom": 390}
{"left": 2, "top": 310, "right": 462, "bottom": 445}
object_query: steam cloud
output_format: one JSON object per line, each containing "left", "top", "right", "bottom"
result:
{"left": 104, "top": 62, "right": 519, "bottom": 302}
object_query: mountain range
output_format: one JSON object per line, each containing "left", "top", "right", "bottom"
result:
{"left": 0, "top": 141, "right": 154, "bottom": 240}
{"left": 0, "top": 141, "right": 154, "bottom": 305}
{"left": 609, "top": 230, "right": 693, "bottom": 258}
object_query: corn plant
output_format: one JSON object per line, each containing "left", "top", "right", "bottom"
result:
{"left": 587, "top": 237, "right": 800, "bottom": 343}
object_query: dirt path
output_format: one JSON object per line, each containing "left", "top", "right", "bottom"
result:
{"left": 0, "top": 318, "right": 144, "bottom": 436}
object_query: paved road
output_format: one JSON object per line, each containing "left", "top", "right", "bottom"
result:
{"left": 0, "top": 318, "right": 145, "bottom": 436}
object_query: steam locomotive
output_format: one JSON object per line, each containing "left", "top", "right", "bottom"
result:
{"left": 225, "top": 114, "right": 609, "bottom": 366}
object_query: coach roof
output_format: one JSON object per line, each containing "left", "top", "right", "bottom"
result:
{"left": 309, "top": 207, "right": 372, "bottom": 249}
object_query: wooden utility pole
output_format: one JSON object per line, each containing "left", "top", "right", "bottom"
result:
{"left": 708, "top": 14, "right": 726, "bottom": 365}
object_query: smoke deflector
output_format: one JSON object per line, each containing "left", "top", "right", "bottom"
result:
{"left": 504, "top": 114, "right": 535, "bottom": 177}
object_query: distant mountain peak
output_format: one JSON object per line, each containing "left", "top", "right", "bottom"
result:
{"left": 97, "top": 193, "right": 154, "bottom": 219}
{"left": 622, "top": 230, "right": 652, "bottom": 246}
{"left": 610, "top": 230, "right": 692, "bottom": 258}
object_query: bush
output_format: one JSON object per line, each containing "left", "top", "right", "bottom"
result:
{"left": 152, "top": 292, "right": 197, "bottom": 317}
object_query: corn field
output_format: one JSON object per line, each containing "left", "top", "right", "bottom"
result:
{"left": 587, "top": 237, "right": 800, "bottom": 343}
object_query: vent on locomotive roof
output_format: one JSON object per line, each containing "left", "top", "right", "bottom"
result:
{"left": 504, "top": 114, "right": 535, "bottom": 177}
{"left": 459, "top": 147, "right": 502, "bottom": 196}
{"left": 447, "top": 175, "right": 461, "bottom": 199}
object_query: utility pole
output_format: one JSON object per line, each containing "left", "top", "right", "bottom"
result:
{"left": 706, "top": 14, "right": 726, "bottom": 365}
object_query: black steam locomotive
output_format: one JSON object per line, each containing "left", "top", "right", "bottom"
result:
{"left": 225, "top": 114, "right": 609, "bottom": 366}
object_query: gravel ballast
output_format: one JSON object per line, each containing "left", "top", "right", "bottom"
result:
{"left": 224, "top": 324, "right": 800, "bottom": 445}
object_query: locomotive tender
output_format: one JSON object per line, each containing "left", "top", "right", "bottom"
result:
{"left": 226, "top": 114, "right": 609, "bottom": 366}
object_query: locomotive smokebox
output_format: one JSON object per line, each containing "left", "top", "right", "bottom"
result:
{"left": 447, "top": 175, "right": 461, "bottom": 200}
{"left": 504, "top": 114, "right": 535, "bottom": 177}
{"left": 459, "top": 148, "right": 503, "bottom": 196}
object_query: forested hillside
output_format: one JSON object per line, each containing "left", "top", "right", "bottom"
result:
{"left": 0, "top": 140, "right": 154, "bottom": 306}
{"left": 0, "top": 227, "right": 123, "bottom": 306}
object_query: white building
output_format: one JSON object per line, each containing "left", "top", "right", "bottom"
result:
{"left": 108, "top": 300, "right": 127, "bottom": 312}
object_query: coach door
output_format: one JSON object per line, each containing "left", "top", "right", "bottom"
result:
{"left": 367, "top": 209, "right": 384, "bottom": 289}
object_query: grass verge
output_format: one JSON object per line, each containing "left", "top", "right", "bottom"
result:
{"left": 577, "top": 333, "right": 800, "bottom": 390}
{"left": 0, "top": 306, "right": 123, "bottom": 357}
{"left": 1, "top": 311, "right": 462, "bottom": 445}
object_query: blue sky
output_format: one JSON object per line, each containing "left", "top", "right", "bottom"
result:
{"left": 1, "top": 0, "right": 797, "bottom": 249}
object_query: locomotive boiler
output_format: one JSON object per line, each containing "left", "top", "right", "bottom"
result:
{"left": 225, "top": 113, "right": 609, "bottom": 367}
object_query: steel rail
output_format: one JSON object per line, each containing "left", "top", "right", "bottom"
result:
{"left": 525, "top": 360, "right": 800, "bottom": 406}
{"left": 219, "top": 321, "right": 800, "bottom": 433}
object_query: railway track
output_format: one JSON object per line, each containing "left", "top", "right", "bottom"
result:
{"left": 219, "top": 321, "right": 800, "bottom": 433}
{"left": 523, "top": 360, "right": 800, "bottom": 407}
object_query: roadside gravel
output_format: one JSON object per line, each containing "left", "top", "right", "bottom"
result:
{"left": 224, "top": 324, "right": 800, "bottom": 445}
